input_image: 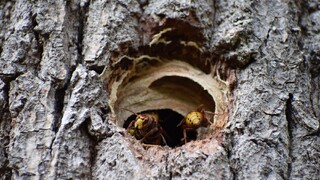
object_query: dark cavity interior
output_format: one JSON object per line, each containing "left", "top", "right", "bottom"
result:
{"left": 123, "top": 109, "right": 197, "bottom": 148}
{"left": 149, "top": 76, "right": 215, "bottom": 112}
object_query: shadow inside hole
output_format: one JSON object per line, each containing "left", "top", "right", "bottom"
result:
{"left": 149, "top": 76, "right": 215, "bottom": 112}
{"left": 123, "top": 109, "right": 197, "bottom": 148}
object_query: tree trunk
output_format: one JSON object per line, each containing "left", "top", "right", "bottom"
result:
{"left": 0, "top": 0, "right": 319, "bottom": 179}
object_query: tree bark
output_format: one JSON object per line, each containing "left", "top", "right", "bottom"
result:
{"left": 0, "top": 0, "right": 319, "bottom": 179}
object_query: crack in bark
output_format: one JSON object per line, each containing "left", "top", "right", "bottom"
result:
{"left": 264, "top": 18, "right": 277, "bottom": 47}
{"left": 53, "top": 86, "right": 65, "bottom": 133}
{"left": 51, "top": 0, "right": 88, "bottom": 136}
{"left": 77, "top": 1, "right": 89, "bottom": 65}
{"left": 0, "top": 75, "right": 20, "bottom": 179}
{"left": 225, "top": 145, "right": 236, "bottom": 180}
{"left": 80, "top": 118, "right": 98, "bottom": 178}
{"left": 31, "top": 13, "right": 44, "bottom": 64}
{"left": 285, "top": 93, "right": 293, "bottom": 180}
{"left": 30, "top": 10, "right": 47, "bottom": 77}
{"left": 163, "top": 152, "right": 172, "bottom": 180}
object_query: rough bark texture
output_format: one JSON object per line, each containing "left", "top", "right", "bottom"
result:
{"left": 0, "top": 0, "right": 319, "bottom": 179}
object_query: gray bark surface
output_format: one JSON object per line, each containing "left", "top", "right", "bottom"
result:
{"left": 0, "top": 0, "right": 319, "bottom": 179}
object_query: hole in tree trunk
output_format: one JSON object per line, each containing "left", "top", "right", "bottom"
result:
{"left": 101, "top": 25, "right": 233, "bottom": 149}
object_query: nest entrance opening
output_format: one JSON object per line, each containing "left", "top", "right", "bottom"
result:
{"left": 123, "top": 109, "right": 197, "bottom": 148}
{"left": 103, "top": 56, "right": 230, "bottom": 148}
